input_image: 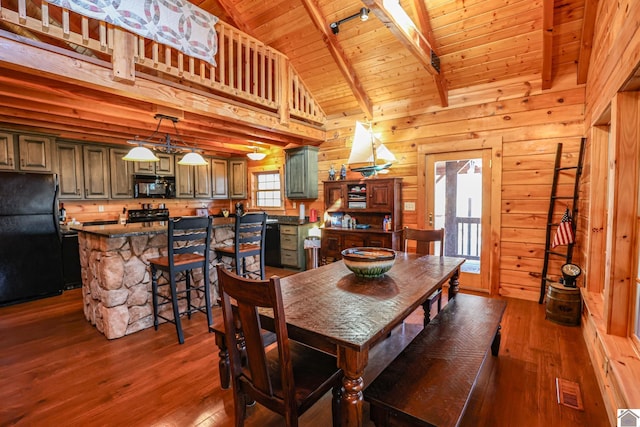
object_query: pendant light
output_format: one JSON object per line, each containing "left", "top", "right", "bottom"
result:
{"left": 246, "top": 147, "right": 266, "bottom": 161}
{"left": 123, "top": 114, "right": 207, "bottom": 166}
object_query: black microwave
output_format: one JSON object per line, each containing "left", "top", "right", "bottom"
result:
{"left": 133, "top": 175, "right": 176, "bottom": 198}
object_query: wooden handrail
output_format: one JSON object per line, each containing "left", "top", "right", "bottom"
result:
{"left": 1, "top": 0, "right": 325, "bottom": 126}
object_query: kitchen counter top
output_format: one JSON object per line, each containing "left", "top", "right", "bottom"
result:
{"left": 72, "top": 216, "right": 234, "bottom": 238}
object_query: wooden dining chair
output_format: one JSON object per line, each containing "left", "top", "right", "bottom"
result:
{"left": 216, "top": 212, "right": 267, "bottom": 280}
{"left": 216, "top": 265, "right": 343, "bottom": 427}
{"left": 403, "top": 227, "right": 445, "bottom": 324}
{"left": 150, "top": 216, "right": 213, "bottom": 344}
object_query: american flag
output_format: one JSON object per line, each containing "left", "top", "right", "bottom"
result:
{"left": 552, "top": 208, "right": 575, "bottom": 248}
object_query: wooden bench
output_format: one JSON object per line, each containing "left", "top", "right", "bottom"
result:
{"left": 364, "top": 293, "right": 507, "bottom": 427}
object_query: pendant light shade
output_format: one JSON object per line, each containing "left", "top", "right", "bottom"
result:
{"left": 246, "top": 147, "right": 266, "bottom": 161}
{"left": 123, "top": 146, "right": 160, "bottom": 162}
{"left": 178, "top": 151, "right": 208, "bottom": 166}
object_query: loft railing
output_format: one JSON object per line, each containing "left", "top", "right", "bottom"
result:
{"left": 0, "top": 0, "right": 325, "bottom": 125}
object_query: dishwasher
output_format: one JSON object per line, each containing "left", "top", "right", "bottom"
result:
{"left": 264, "top": 222, "right": 281, "bottom": 267}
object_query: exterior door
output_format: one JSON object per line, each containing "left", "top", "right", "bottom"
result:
{"left": 425, "top": 149, "right": 492, "bottom": 292}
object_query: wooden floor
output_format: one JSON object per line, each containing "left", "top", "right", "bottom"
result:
{"left": 0, "top": 268, "right": 610, "bottom": 427}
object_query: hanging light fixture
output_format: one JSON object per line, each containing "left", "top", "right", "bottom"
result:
{"left": 246, "top": 147, "right": 266, "bottom": 161}
{"left": 123, "top": 114, "right": 208, "bottom": 166}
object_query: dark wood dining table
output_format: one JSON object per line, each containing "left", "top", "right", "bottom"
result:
{"left": 261, "top": 252, "right": 466, "bottom": 427}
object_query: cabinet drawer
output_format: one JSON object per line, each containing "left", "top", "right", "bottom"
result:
{"left": 280, "top": 225, "right": 298, "bottom": 235}
{"left": 281, "top": 249, "right": 298, "bottom": 267}
{"left": 343, "top": 234, "right": 366, "bottom": 248}
{"left": 281, "top": 234, "right": 298, "bottom": 250}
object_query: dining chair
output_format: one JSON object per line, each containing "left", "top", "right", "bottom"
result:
{"left": 216, "top": 265, "right": 343, "bottom": 427}
{"left": 149, "top": 216, "right": 213, "bottom": 344}
{"left": 403, "top": 227, "right": 445, "bottom": 324}
{"left": 216, "top": 212, "right": 267, "bottom": 280}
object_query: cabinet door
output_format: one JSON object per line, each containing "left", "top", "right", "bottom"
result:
{"left": 285, "top": 146, "right": 318, "bottom": 199}
{"left": 322, "top": 230, "right": 342, "bottom": 259}
{"left": 343, "top": 232, "right": 366, "bottom": 249}
{"left": 324, "top": 182, "right": 344, "bottom": 210}
{"left": 18, "top": 135, "right": 52, "bottom": 171}
{"left": 109, "top": 148, "right": 133, "bottom": 198}
{"left": 368, "top": 181, "right": 393, "bottom": 210}
{"left": 83, "top": 146, "right": 109, "bottom": 199}
{"left": 367, "top": 234, "right": 392, "bottom": 249}
{"left": 55, "top": 142, "right": 84, "bottom": 199}
{"left": 229, "top": 158, "right": 247, "bottom": 199}
{"left": 133, "top": 160, "right": 155, "bottom": 175}
{"left": 175, "top": 163, "right": 194, "bottom": 198}
{"left": 0, "top": 132, "right": 16, "bottom": 170}
{"left": 194, "top": 160, "right": 211, "bottom": 198}
{"left": 211, "top": 158, "right": 229, "bottom": 199}
{"left": 156, "top": 153, "right": 174, "bottom": 176}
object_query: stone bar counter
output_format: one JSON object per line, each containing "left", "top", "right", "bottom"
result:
{"left": 74, "top": 217, "right": 246, "bottom": 339}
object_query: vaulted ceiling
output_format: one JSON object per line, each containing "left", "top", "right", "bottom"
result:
{"left": 0, "top": 0, "right": 592, "bottom": 157}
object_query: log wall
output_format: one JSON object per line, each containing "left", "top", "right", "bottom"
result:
{"left": 317, "top": 73, "right": 585, "bottom": 301}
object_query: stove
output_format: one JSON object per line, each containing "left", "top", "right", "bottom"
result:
{"left": 127, "top": 208, "right": 170, "bottom": 223}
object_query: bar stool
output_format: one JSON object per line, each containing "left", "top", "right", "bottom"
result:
{"left": 150, "top": 216, "right": 213, "bottom": 344}
{"left": 216, "top": 212, "right": 267, "bottom": 280}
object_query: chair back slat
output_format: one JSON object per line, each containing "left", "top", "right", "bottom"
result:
{"left": 234, "top": 212, "right": 267, "bottom": 251}
{"left": 168, "top": 216, "right": 212, "bottom": 264}
{"left": 403, "top": 227, "right": 445, "bottom": 256}
{"left": 217, "top": 265, "right": 294, "bottom": 407}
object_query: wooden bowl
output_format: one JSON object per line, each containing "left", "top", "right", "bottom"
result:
{"left": 341, "top": 247, "right": 396, "bottom": 278}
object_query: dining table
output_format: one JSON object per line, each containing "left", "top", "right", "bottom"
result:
{"left": 257, "top": 252, "right": 466, "bottom": 427}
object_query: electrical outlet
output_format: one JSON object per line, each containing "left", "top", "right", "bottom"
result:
{"left": 98, "top": 205, "right": 104, "bottom": 212}
{"left": 404, "top": 202, "right": 416, "bottom": 211}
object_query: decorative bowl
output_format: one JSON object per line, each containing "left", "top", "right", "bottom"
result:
{"left": 341, "top": 247, "right": 396, "bottom": 278}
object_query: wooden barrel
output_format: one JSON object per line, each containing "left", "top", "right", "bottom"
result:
{"left": 545, "top": 283, "right": 581, "bottom": 326}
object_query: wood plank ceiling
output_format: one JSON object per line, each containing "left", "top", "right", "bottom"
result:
{"left": 0, "top": 0, "right": 590, "bottom": 157}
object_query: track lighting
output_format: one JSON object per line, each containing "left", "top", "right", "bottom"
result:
{"left": 330, "top": 8, "right": 370, "bottom": 35}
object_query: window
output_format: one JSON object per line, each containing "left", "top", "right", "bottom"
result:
{"left": 253, "top": 171, "right": 282, "bottom": 208}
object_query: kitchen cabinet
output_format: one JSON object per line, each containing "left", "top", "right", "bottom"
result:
{"left": 83, "top": 145, "right": 110, "bottom": 199}
{"left": 194, "top": 159, "right": 211, "bottom": 198}
{"left": 0, "top": 132, "right": 15, "bottom": 170}
{"left": 55, "top": 142, "right": 84, "bottom": 199}
{"left": 321, "top": 177, "right": 403, "bottom": 260}
{"left": 175, "top": 162, "right": 195, "bottom": 198}
{"left": 229, "top": 158, "right": 247, "bottom": 199}
{"left": 280, "top": 223, "right": 314, "bottom": 270}
{"left": 18, "top": 134, "right": 52, "bottom": 172}
{"left": 109, "top": 148, "right": 134, "bottom": 198}
{"left": 211, "top": 157, "right": 228, "bottom": 199}
{"left": 285, "top": 146, "right": 318, "bottom": 199}
{"left": 133, "top": 153, "right": 174, "bottom": 176}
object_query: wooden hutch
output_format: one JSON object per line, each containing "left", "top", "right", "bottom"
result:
{"left": 321, "top": 177, "right": 402, "bottom": 261}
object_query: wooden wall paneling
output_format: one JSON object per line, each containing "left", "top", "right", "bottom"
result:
{"left": 585, "top": 125, "right": 609, "bottom": 294}
{"left": 603, "top": 92, "right": 639, "bottom": 336}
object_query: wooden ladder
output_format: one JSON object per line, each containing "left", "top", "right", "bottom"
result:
{"left": 538, "top": 138, "right": 586, "bottom": 304}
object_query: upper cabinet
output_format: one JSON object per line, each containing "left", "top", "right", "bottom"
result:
{"left": 176, "top": 158, "right": 211, "bottom": 199}
{"left": 0, "top": 132, "right": 54, "bottom": 172}
{"left": 109, "top": 148, "right": 134, "bottom": 198}
{"left": 194, "top": 159, "right": 211, "bottom": 198}
{"left": 211, "top": 157, "right": 229, "bottom": 199}
{"left": 0, "top": 132, "right": 15, "bottom": 170}
{"left": 285, "top": 146, "right": 318, "bottom": 199}
{"left": 54, "top": 142, "right": 84, "bottom": 199}
{"left": 18, "top": 134, "right": 52, "bottom": 172}
{"left": 229, "top": 158, "right": 247, "bottom": 199}
{"left": 133, "top": 153, "right": 174, "bottom": 176}
{"left": 83, "top": 145, "right": 110, "bottom": 199}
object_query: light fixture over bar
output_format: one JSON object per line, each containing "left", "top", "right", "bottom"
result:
{"left": 123, "top": 114, "right": 208, "bottom": 166}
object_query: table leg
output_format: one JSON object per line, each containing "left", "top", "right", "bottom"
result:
{"left": 448, "top": 268, "right": 460, "bottom": 299}
{"left": 337, "top": 346, "right": 367, "bottom": 426}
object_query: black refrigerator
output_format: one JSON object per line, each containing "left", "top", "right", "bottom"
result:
{"left": 0, "top": 171, "right": 64, "bottom": 306}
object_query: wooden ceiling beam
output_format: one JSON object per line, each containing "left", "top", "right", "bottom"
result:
{"left": 542, "top": 0, "right": 554, "bottom": 90}
{"left": 577, "top": 0, "right": 597, "bottom": 85}
{"left": 408, "top": 0, "right": 447, "bottom": 107}
{"left": 299, "top": 0, "right": 373, "bottom": 119}
{"left": 214, "top": 0, "right": 256, "bottom": 38}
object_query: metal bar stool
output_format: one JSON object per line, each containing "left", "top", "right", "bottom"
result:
{"left": 150, "top": 216, "right": 213, "bottom": 344}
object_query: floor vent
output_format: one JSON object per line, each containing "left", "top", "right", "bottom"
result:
{"left": 556, "top": 378, "right": 584, "bottom": 410}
